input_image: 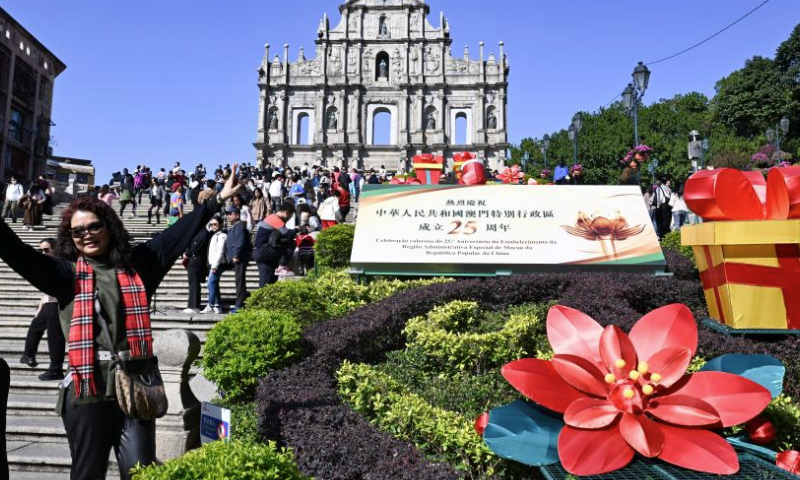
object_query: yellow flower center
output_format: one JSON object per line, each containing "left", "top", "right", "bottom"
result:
{"left": 637, "top": 362, "right": 649, "bottom": 374}
{"left": 623, "top": 388, "right": 635, "bottom": 399}
{"left": 614, "top": 359, "right": 627, "bottom": 369}
{"left": 604, "top": 373, "right": 616, "bottom": 384}
{"left": 650, "top": 373, "right": 662, "bottom": 384}
{"left": 642, "top": 384, "right": 654, "bottom": 395}
{"left": 629, "top": 370, "right": 640, "bottom": 381}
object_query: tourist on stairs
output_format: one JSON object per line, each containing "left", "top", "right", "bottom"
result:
{"left": 202, "top": 216, "right": 227, "bottom": 314}
{"left": 20, "top": 238, "right": 66, "bottom": 381}
{"left": 0, "top": 165, "right": 241, "bottom": 480}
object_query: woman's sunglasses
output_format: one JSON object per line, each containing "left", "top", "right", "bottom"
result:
{"left": 38, "top": 247, "right": 51, "bottom": 253}
{"left": 209, "top": 222, "right": 220, "bottom": 227}
{"left": 70, "top": 221, "right": 105, "bottom": 238}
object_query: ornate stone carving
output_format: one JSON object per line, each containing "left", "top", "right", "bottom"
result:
{"left": 425, "top": 110, "right": 436, "bottom": 130}
{"left": 268, "top": 108, "right": 279, "bottom": 130}
{"left": 327, "top": 109, "right": 338, "bottom": 131}
{"left": 487, "top": 109, "right": 497, "bottom": 130}
{"left": 349, "top": 14, "right": 359, "bottom": 33}
{"left": 347, "top": 50, "right": 358, "bottom": 74}
{"left": 424, "top": 46, "right": 440, "bottom": 74}
{"left": 329, "top": 47, "right": 343, "bottom": 74}
{"left": 391, "top": 48, "right": 403, "bottom": 81}
{"left": 410, "top": 45, "right": 420, "bottom": 74}
{"left": 410, "top": 11, "right": 420, "bottom": 34}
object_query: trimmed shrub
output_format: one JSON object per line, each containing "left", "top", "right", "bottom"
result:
{"left": 202, "top": 310, "right": 303, "bottom": 402}
{"left": 403, "top": 301, "right": 543, "bottom": 375}
{"left": 213, "top": 398, "right": 260, "bottom": 445}
{"left": 245, "top": 280, "right": 325, "bottom": 325}
{"left": 765, "top": 395, "right": 800, "bottom": 452}
{"left": 130, "top": 440, "right": 309, "bottom": 480}
{"left": 315, "top": 224, "right": 355, "bottom": 269}
{"left": 661, "top": 229, "right": 695, "bottom": 263}
{"left": 337, "top": 361, "right": 506, "bottom": 478}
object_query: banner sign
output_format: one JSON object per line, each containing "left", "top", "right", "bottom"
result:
{"left": 200, "top": 402, "right": 231, "bottom": 444}
{"left": 350, "top": 185, "right": 665, "bottom": 275}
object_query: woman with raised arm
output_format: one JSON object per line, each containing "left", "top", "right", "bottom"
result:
{"left": 0, "top": 165, "right": 241, "bottom": 480}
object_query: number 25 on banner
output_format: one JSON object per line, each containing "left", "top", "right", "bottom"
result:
{"left": 449, "top": 220, "right": 478, "bottom": 235}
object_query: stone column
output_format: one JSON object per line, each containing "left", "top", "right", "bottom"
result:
{"left": 154, "top": 330, "right": 202, "bottom": 461}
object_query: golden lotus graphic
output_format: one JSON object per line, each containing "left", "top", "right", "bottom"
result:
{"left": 561, "top": 211, "right": 646, "bottom": 259}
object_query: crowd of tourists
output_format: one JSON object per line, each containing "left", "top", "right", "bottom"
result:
{"left": 0, "top": 174, "right": 56, "bottom": 231}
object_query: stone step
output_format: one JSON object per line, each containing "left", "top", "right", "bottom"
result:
{"left": 6, "top": 413, "right": 66, "bottom": 442}
{"left": 8, "top": 440, "right": 118, "bottom": 477}
{"left": 7, "top": 393, "right": 59, "bottom": 416}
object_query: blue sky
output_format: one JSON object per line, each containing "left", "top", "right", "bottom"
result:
{"left": 4, "top": 0, "right": 798, "bottom": 181}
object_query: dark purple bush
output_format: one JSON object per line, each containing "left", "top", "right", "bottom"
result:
{"left": 664, "top": 248, "right": 699, "bottom": 282}
{"left": 256, "top": 271, "right": 797, "bottom": 479}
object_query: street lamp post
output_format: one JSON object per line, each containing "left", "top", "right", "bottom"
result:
{"left": 621, "top": 62, "right": 651, "bottom": 146}
{"left": 522, "top": 151, "right": 530, "bottom": 172}
{"left": 569, "top": 113, "right": 583, "bottom": 166}
{"left": 542, "top": 134, "right": 550, "bottom": 168}
{"left": 767, "top": 117, "right": 790, "bottom": 166}
{"left": 701, "top": 138, "right": 709, "bottom": 170}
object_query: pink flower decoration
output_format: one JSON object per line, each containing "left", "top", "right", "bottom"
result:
{"left": 495, "top": 165, "right": 525, "bottom": 184}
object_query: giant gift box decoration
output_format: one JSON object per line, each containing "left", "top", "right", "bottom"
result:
{"left": 681, "top": 167, "right": 800, "bottom": 331}
{"left": 411, "top": 154, "right": 444, "bottom": 185}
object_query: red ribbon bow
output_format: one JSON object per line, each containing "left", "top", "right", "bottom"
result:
{"left": 685, "top": 167, "right": 800, "bottom": 221}
{"left": 474, "top": 412, "right": 489, "bottom": 436}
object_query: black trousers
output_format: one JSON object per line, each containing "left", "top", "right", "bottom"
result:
{"left": 62, "top": 398, "right": 156, "bottom": 480}
{"left": 23, "top": 303, "right": 65, "bottom": 372}
{"left": 187, "top": 257, "right": 207, "bottom": 309}
{"left": 233, "top": 260, "right": 249, "bottom": 308}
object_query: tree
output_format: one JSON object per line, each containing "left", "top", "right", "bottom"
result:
{"left": 712, "top": 56, "right": 791, "bottom": 138}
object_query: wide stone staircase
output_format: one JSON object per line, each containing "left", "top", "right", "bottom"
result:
{"left": 2, "top": 201, "right": 270, "bottom": 479}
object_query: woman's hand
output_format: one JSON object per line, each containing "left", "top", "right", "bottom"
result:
{"left": 220, "top": 163, "right": 243, "bottom": 201}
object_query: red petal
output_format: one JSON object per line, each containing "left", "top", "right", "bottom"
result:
{"left": 501, "top": 358, "right": 586, "bottom": 413}
{"left": 552, "top": 354, "right": 609, "bottom": 397}
{"left": 558, "top": 425, "right": 635, "bottom": 476}
{"left": 474, "top": 412, "right": 489, "bottom": 437}
{"left": 546, "top": 306, "right": 604, "bottom": 369}
{"left": 629, "top": 304, "right": 698, "bottom": 361}
{"left": 599, "top": 325, "right": 638, "bottom": 374}
{"left": 663, "top": 371, "right": 771, "bottom": 427}
{"left": 658, "top": 423, "right": 739, "bottom": 474}
{"left": 646, "top": 346, "right": 693, "bottom": 388}
{"left": 564, "top": 398, "right": 620, "bottom": 429}
{"left": 777, "top": 451, "right": 800, "bottom": 475}
{"left": 619, "top": 413, "right": 665, "bottom": 458}
{"left": 647, "top": 395, "right": 721, "bottom": 427}
{"left": 745, "top": 415, "right": 777, "bottom": 445}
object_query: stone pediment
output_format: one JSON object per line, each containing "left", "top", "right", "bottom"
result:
{"left": 339, "top": 0, "right": 429, "bottom": 12}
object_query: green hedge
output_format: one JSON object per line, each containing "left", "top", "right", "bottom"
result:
{"left": 403, "top": 301, "right": 546, "bottom": 375}
{"left": 213, "top": 398, "right": 260, "bottom": 445}
{"left": 315, "top": 224, "right": 355, "bottom": 269}
{"left": 246, "top": 269, "right": 452, "bottom": 325}
{"left": 661, "top": 229, "right": 695, "bottom": 263}
{"left": 131, "top": 440, "right": 310, "bottom": 480}
{"left": 202, "top": 310, "right": 303, "bottom": 402}
{"left": 337, "top": 361, "right": 506, "bottom": 478}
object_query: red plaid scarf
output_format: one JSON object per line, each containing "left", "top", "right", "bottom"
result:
{"left": 69, "top": 256, "right": 153, "bottom": 397}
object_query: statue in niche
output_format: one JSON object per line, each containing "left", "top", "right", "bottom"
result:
{"left": 379, "top": 58, "right": 389, "bottom": 79}
{"left": 425, "top": 111, "right": 436, "bottom": 130}
{"left": 410, "top": 12, "right": 420, "bottom": 33}
{"left": 379, "top": 16, "right": 389, "bottom": 37}
{"left": 410, "top": 45, "right": 420, "bottom": 74}
{"left": 269, "top": 109, "right": 279, "bottom": 130}
{"left": 425, "top": 46, "right": 440, "bottom": 74}
{"left": 487, "top": 109, "right": 497, "bottom": 130}
{"left": 327, "top": 110, "right": 338, "bottom": 131}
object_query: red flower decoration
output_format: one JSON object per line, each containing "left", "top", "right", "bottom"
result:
{"left": 495, "top": 165, "right": 525, "bottom": 184}
{"left": 389, "top": 177, "right": 421, "bottom": 185}
{"left": 777, "top": 450, "right": 800, "bottom": 475}
{"left": 501, "top": 304, "right": 771, "bottom": 476}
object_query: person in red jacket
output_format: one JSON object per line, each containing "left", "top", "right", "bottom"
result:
{"left": 335, "top": 182, "right": 351, "bottom": 222}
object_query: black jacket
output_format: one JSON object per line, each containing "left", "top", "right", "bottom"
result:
{"left": 186, "top": 228, "right": 212, "bottom": 265}
{"left": 225, "top": 221, "right": 252, "bottom": 262}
